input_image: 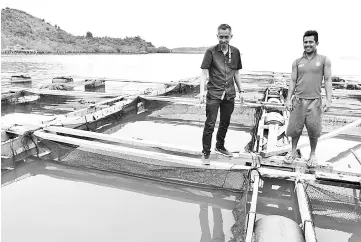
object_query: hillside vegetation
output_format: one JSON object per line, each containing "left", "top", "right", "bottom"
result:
{"left": 1, "top": 8, "right": 171, "bottom": 54}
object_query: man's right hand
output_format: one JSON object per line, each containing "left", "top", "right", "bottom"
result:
{"left": 199, "top": 92, "right": 206, "bottom": 104}
{"left": 285, "top": 99, "right": 292, "bottom": 111}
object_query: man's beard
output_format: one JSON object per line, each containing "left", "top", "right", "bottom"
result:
{"left": 220, "top": 42, "right": 228, "bottom": 50}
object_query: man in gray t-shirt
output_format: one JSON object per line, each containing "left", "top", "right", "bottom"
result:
{"left": 285, "top": 30, "right": 332, "bottom": 167}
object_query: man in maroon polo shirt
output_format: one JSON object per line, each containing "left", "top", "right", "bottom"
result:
{"left": 200, "top": 24, "right": 244, "bottom": 164}
{"left": 285, "top": 30, "right": 332, "bottom": 167}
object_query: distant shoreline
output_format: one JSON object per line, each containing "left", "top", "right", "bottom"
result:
{"left": 1, "top": 52, "right": 204, "bottom": 56}
{"left": 171, "top": 51, "right": 205, "bottom": 54}
{"left": 1, "top": 52, "right": 162, "bottom": 56}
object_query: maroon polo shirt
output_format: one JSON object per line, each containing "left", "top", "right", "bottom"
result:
{"left": 201, "top": 44, "right": 242, "bottom": 100}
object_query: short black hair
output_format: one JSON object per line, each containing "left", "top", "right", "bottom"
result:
{"left": 218, "top": 24, "right": 232, "bottom": 32}
{"left": 303, "top": 30, "right": 318, "bottom": 43}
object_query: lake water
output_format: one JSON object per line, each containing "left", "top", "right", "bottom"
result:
{"left": 1, "top": 53, "right": 360, "bottom": 91}
{"left": 1, "top": 161, "right": 239, "bottom": 242}
{"left": 1, "top": 54, "right": 360, "bottom": 242}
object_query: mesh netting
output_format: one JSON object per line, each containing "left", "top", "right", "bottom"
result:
{"left": 305, "top": 182, "right": 361, "bottom": 222}
{"left": 37, "top": 138, "right": 251, "bottom": 241}
{"left": 304, "top": 181, "right": 361, "bottom": 241}
{"left": 143, "top": 100, "right": 257, "bottom": 127}
{"left": 40, "top": 140, "right": 249, "bottom": 192}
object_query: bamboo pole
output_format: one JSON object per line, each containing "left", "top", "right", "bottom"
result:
{"left": 262, "top": 118, "right": 361, "bottom": 157}
{"left": 246, "top": 172, "right": 260, "bottom": 242}
{"left": 296, "top": 182, "right": 317, "bottom": 242}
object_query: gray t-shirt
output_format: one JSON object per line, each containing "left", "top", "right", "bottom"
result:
{"left": 294, "top": 53, "right": 327, "bottom": 99}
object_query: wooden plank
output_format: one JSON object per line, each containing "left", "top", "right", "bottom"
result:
{"left": 3, "top": 128, "right": 361, "bottom": 186}
{"left": 245, "top": 172, "right": 260, "bottom": 242}
{"left": 49, "top": 98, "right": 136, "bottom": 128}
{"left": 43, "top": 126, "right": 261, "bottom": 166}
{"left": 8, "top": 126, "right": 361, "bottom": 182}
{"left": 296, "top": 182, "right": 317, "bottom": 242}
{"left": 1, "top": 98, "right": 132, "bottom": 162}
{"left": 3, "top": 99, "right": 134, "bottom": 136}
{"left": 59, "top": 95, "right": 126, "bottom": 118}
{"left": 44, "top": 126, "right": 202, "bottom": 156}
{"left": 1, "top": 83, "right": 180, "bottom": 163}
{"left": 32, "top": 130, "right": 251, "bottom": 171}
{"left": 262, "top": 118, "right": 361, "bottom": 157}
{"left": 315, "top": 171, "right": 361, "bottom": 184}
{"left": 258, "top": 167, "right": 361, "bottom": 188}
{"left": 259, "top": 156, "right": 361, "bottom": 179}
{"left": 22, "top": 88, "right": 119, "bottom": 98}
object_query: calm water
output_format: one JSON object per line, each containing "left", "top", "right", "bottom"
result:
{"left": 1, "top": 161, "right": 238, "bottom": 242}
{"left": 1, "top": 53, "right": 360, "bottom": 90}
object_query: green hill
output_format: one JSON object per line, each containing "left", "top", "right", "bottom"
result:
{"left": 1, "top": 7, "right": 171, "bottom": 54}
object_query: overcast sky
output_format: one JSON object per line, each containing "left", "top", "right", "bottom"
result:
{"left": 1, "top": 0, "right": 360, "bottom": 57}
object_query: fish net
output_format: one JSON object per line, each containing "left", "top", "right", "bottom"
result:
{"left": 1, "top": 81, "right": 270, "bottom": 241}
{"left": 304, "top": 181, "right": 361, "bottom": 239}
{"left": 19, "top": 81, "right": 257, "bottom": 241}
{"left": 36, "top": 136, "right": 252, "bottom": 242}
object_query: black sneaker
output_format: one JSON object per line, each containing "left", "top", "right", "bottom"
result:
{"left": 215, "top": 147, "right": 233, "bottom": 157}
{"left": 202, "top": 152, "right": 210, "bottom": 165}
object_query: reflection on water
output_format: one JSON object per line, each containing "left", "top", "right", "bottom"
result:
{"left": 199, "top": 205, "right": 225, "bottom": 242}
{"left": 9, "top": 82, "right": 33, "bottom": 89}
{"left": 1, "top": 161, "right": 238, "bottom": 242}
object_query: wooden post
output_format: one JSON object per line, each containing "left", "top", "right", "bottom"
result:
{"left": 245, "top": 172, "right": 260, "bottom": 242}
{"left": 296, "top": 181, "right": 317, "bottom": 242}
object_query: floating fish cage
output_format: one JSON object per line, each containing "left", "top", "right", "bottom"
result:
{"left": 1, "top": 73, "right": 360, "bottom": 242}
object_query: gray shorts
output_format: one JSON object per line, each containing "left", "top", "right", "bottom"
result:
{"left": 286, "top": 97, "right": 322, "bottom": 138}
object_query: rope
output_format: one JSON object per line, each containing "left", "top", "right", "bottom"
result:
{"left": 20, "top": 127, "right": 43, "bottom": 158}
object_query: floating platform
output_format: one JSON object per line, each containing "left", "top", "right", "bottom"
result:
{"left": 10, "top": 75, "right": 32, "bottom": 83}
{"left": 52, "top": 76, "right": 73, "bottom": 83}
{"left": 1, "top": 71, "right": 360, "bottom": 242}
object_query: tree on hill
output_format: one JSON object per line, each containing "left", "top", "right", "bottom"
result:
{"left": 86, "top": 31, "right": 93, "bottom": 38}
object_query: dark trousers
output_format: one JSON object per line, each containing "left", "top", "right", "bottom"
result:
{"left": 202, "top": 95, "right": 235, "bottom": 154}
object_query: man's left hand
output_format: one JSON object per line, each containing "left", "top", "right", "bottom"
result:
{"left": 322, "top": 99, "right": 331, "bottom": 112}
{"left": 238, "top": 92, "right": 244, "bottom": 104}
